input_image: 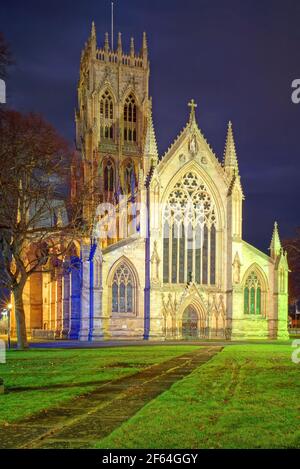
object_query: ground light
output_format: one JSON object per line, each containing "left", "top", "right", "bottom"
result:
{"left": 2, "top": 303, "right": 12, "bottom": 349}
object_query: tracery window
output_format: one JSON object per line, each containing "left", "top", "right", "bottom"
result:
{"left": 100, "top": 90, "right": 114, "bottom": 140}
{"left": 124, "top": 94, "right": 137, "bottom": 142}
{"left": 163, "top": 172, "right": 217, "bottom": 285}
{"left": 104, "top": 159, "right": 114, "bottom": 192}
{"left": 124, "top": 161, "right": 135, "bottom": 194}
{"left": 112, "top": 263, "right": 135, "bottom": 314}
{"left": 244, "top": 271, "right": 262, "bottom": 315}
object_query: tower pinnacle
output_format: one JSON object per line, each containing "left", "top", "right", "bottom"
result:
{"left": 117, "top": 32, "right": 122, "bottom": 53}
{"left": 142, "top": 31, "right": 148, "bottom": 67}
{"left": 91, "top": 21, "right": 96, "bottom": 38}
{"left": 89, "top": 21, "right": 97, "bottom": 56}
{"left": 223, "top": 120, "right": 239, "bottom": 176}
{"left": 144, "top": 98, "right": 158, "bottom": 167}
{"left": 104, "top": 32, "right": 109, "bottom": 52}
{"left": 130, "top": 37, "right": 135, "bottom": 56}
{"left": 269, "top": 221, "right": 282, "bottom": 259}
{"left": 142, "top": 31, "right": 148, "bottom": 50}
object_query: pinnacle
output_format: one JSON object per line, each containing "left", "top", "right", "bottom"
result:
{"left": 223, "top": 120, "right": 238, "bottom": 170}
{"left": 269, "top": 221, "right": 282, "bottom": 258}
{"left": 143, "top": 32, "right": 148, "bottom": 49}
{"left": 91, "top": 21, "right": 96, "bottom": 38}
{"left": 144, "top": 100, "right": 158, "bottom": 164}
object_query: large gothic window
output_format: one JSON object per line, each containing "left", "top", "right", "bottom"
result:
{"left": 112, "top": 263, "right": 136, "bottom": 314}
{"left": 244, "top": 271, "right": 262, "bottom": 315}
{"left": 163, "top": 172, "right": 217, "bottom": 285}
{"left": 124, "top": 94, "right": 137, "bottom": 142}
{"left": 100, "top": 90, "right": 114, "bottom": 140}
{"left": 104, "top": 159, "right": 114, "bottom": 192}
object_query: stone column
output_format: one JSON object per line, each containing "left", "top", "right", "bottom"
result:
{"left": 50, "top": 279, "right": 57, "bottom": 333}
{"left": 79, "top": 244, "right": 91, "bottom": 341}
{"left": 61, "top": 269, "right": 70, "bottom": 339}
{"left": 55, "top": 272, "right": 63, "bottom": 338}
{"left": 42, "top": 272, "right": 51, "bottom": 330}
{"left": 90, "top": 247, "right": 104, "bottom": 341}
{"left": 68, "top": 257, "right": 81, "bottom": 339}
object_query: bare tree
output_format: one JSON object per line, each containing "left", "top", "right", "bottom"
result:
{"left": 0, "top": 32, "right": 12, "bottom": 79}
{"left": 0, "top": 110, "right": 88, "bottom": 349}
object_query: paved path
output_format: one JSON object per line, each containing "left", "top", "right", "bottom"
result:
{"left": 1, "top": 346, "right": 221, "bottom": 449}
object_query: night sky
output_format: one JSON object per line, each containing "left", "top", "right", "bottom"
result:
{"left": 2, "top": 0, "right": 300, "bottom": 252}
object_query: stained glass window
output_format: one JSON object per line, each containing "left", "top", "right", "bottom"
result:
{"left": 104, "top": 160, "right": 114, "bottom": 192}
{"left": 112, "top": 263, "right": 135, "bottom": 314}
{"left": 210, "top": 225, "right": 216, "bottom": 285}
{"left": 124, "top": 94, "right": 137, "bottom": 142}
{"left": 244, "top": 271, "right": 263, "bottom": 315}
{"left": 163, "top": 171, "right": 217, "bottom": 285}
{"left": 112, "top": 283, "right": 118, "bottom": 312}
{"left": 250, "top": 287, "right": 255, "bottom": 314}
{"left": 124, "top": 161, "right": 135, "bottom": 194}
{"left": 100, "top": 90, "right": 114, "bottom": 140}
{"left": 244, "top": 287, "right": 249, "bottom": 314}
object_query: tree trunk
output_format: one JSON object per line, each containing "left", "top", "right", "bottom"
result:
{"left": 13, "top": 287, "right": 28, "bottom": 350}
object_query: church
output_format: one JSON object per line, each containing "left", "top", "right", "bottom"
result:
{"left": 19, "top": 23, "right": 289, "bottom": 341}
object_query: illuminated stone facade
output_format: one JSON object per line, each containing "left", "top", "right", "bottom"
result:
{"left": 20, "top": 23, "right": 289, "bottom": 341}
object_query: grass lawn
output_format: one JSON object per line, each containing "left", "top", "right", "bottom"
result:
{"left": 0, "top": 345, "right": 198, "bottom": 424}
{"left": 96, "top": 345, "right": 300, "bottom": 449}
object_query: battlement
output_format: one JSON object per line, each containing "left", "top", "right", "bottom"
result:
{"left": 81, "top": 22, "right": 148, "bottom": 70}
{"left": 95, "top": 49, "right": 144, "bottom": 68}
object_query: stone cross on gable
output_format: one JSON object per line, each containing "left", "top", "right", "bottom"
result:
{"left": 188, "top": 99, "right": 197, "bottom": 122}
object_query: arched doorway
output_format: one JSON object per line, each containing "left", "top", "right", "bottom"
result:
{"left": 182, "top": 305, "right": 199, "bottom": 339}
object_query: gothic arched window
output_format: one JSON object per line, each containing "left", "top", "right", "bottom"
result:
{"left": 163, "top": 172, "right": 217, "bottom": 285}
{"left": 124, "top": 94, "right": 137, "bottom": 142}
{"left": 100, "top": 90, "right": 114, "bottom": 140}
{"left": 104, "top": 159, "right": 114, "bottom": 192}
{"left": 244, "top": 271, "right": 262, "bottom": 315}
{"left": 124, "top": 161, "right": 135, "bottom": 194}
{"left": 111, "top": 262, "right": 136, "bottom": 314}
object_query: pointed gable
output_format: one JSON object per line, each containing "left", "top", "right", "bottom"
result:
{"left": 156, "top": 100, "right": 224, "bottom": 179}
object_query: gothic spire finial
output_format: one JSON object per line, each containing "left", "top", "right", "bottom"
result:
{"left": 270, "top": 221, "right": 282, "bottom": 259}
{"left": 89, "top": 21, "right": 97, "bottom": 56}
{"left": 91, "top": 21, "right": 96, "bottom": 38}
{"left": 142, "top": 31, "right": 148, "bottom": 50}
{"left": 142, "top": 31, "right": 148, "bottom": 67}
{"left": 130, "top": 36, "right": 135, "bottom": 56}
{"left": 117, "top": 32, "right": 122, "bottom": 52}
{"left": 223, "top": 120, "right": 239, "bottom": 174}
{"left": 188, "top": 99, "right": 197, "bottom": 124}
{"left": 104, "top": 32, "right": 109, "bottom": 52}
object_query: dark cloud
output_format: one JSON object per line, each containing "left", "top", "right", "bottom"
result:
{"left": 2, "top": 0, "right": 300, "bottom": 251}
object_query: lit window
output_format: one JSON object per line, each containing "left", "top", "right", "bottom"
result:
{"left": 112, "top": 263, "right": 136, "bottom": 314}
{"left": 244, "top": 271, "right": 263, "bottom": 315}
{"left": 124, "top": 94, "right": 137, "bottom": 142}
{"left": 163, "top": 172, "right": 217, "bottom": 285}
{"left": 104, "top": 159, "right": 114, "bottom": 192}
{"left": 100, "top": 90, "right": 114, "bottom": 140}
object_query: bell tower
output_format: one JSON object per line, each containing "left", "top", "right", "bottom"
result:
{"left": 75, "top": 22, "right": 153, "bottom": 224}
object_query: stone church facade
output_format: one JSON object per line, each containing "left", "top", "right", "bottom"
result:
{"left": 18, "top": 23, "right": 289, "bottom": 341}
